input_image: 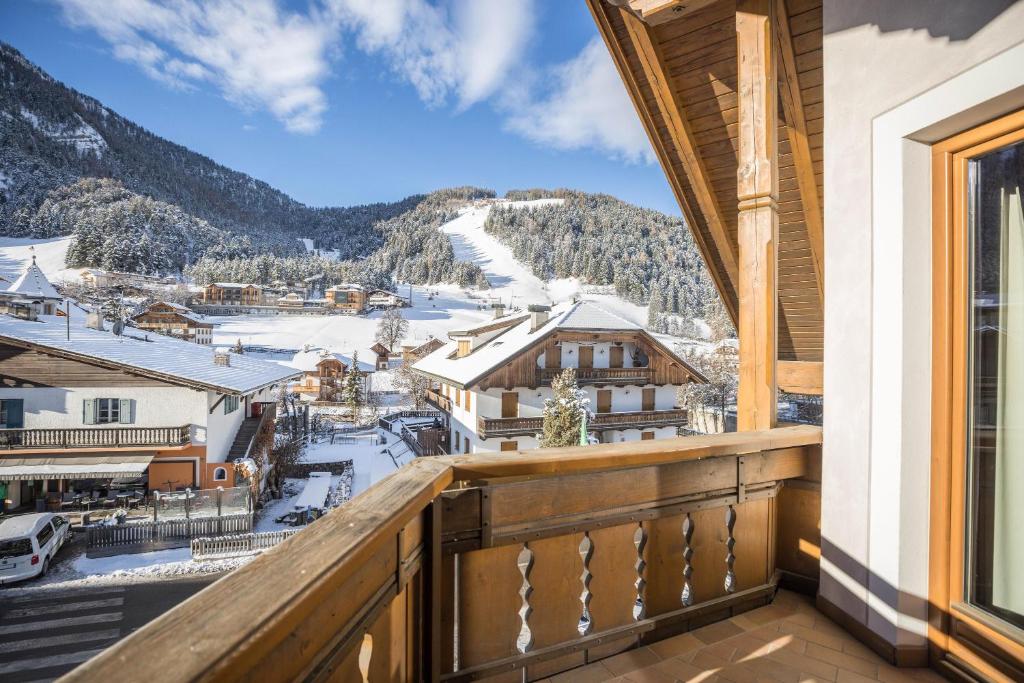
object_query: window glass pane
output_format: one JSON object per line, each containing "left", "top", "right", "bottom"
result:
{"left": 966, "top": 138, "right": 1024, "bottom": 629}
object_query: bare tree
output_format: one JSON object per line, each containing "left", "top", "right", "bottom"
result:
{"left": 266, "top": 434, "right": 303, "bottom": 499}
{"left": 393, "top": 364, "right": 431, "bottom": 409}
{"left": 677, "top": 346, "right": 737, "bottom": 434}
{"left": 374, "top": 308, "right": 409, "bottom": 352}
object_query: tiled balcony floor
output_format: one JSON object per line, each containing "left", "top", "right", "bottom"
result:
{"left": 540, "top": 590, "right": 945, "bottom": 683}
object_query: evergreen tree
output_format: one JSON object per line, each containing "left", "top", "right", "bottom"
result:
{"left": 232, "top": 338, "right": 245, "bottom": 354}
{"left": 341, "top": 353, "right": 365, "bottom": 421}
{"left": 540, "top": 368, "right": 590, "bottom": 448}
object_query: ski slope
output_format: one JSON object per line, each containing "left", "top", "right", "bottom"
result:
{"left": 0, "top": 236, "right": 77, "bottom": 284}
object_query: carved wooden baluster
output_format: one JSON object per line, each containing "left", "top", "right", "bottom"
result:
{"left": 633, "top": 523, "right": 647, "bottom": 620}
{"left": 724, "top": 506, "right": 737, "bottom": 593}
{"left": 357, "top": 633, "right": 372, "bottom": 683}
{"left": 516, "top": 544, "right": 534, "bottom": 654}
{"left": 681, "top": 513, "right": 695, "bottom": 606}
{"left": 578, "top": 533, "right": 594, "bottom": 636}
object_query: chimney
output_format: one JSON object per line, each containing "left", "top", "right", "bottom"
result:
{"left": 491, "top": 302, "right": 505, "bottom": 319}
{"left": 85, "top": 311, "right": 105, "bottom": 331}
{"left": 528, "top": 304, "right": 551, "bottom": 333}
{"left": 213, "top": 348, "right": 231, "bottom": 367}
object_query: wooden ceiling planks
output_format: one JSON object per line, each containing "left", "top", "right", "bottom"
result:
{"left": 589, "top": 0, "right": 824, "bottom": 363}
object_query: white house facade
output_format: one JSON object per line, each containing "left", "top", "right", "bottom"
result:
{"left": 414, "top": 301, "right": 705, "bottom": 454}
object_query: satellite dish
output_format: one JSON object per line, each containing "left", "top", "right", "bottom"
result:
{"left": 112, "top": 320, "right": 124, "bottom": 336}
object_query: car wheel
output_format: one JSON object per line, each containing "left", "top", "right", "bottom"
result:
{"left": 39, "top": 558, "right": 49, "bottom": 577}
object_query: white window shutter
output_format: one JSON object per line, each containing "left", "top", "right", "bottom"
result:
{"left": 119, "top": 398, "right": 133, "bottom": 424}
{"left": 83, "top": 399, "right": 96, "bottom": 425}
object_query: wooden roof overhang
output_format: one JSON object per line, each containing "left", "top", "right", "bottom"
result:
{"left": 589, "top": 0, "right": 824, "bottom": 373}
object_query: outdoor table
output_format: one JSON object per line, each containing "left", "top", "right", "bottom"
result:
{"left": 116, "top": 493, "right": 131, "bottom": 508}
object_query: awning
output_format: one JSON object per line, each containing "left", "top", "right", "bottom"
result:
{"left": 0, "top": 454, "right": 155, "bottom": 481}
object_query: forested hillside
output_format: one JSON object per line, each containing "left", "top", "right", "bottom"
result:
{"left": 0, "top": 42, "right": 419, "bottom": 258}
{"left": 484, "top": 190, "right": 723, "bottom": 332}
{"left": 185, "top": 187, "right": 493, "bottom": 290}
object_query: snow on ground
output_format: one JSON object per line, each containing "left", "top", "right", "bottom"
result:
{"left": 7, "top": 544, "right": 252, "bottom": 592}
{"left": 0, "top": 236, "right": 77, "bottom": 284}
{"left": 208, "top": 200, "right": 675, "bottom": 353}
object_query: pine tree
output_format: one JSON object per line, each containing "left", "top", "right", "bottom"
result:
{"left": 341, "top": 352, "right": 365, "bottom": 422}
{"left": 540, "top": 368, "right": 590, "bottom": 448}
{"left": 232, "top": 338, "right": 245, "bottom": 354}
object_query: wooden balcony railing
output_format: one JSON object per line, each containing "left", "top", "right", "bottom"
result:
{"left": 425, "top": 388, "right": 452, "bottom": 412}
{"left": 478, "top": 408, "right": 689, "bottom": 438}
{"left": 0, "top": 425, "right": 191, "bottom": 450}
{"left": 536, "top": 366, "right": 654, "bottom": 385}
{"left": 67, "top": 425, "right": 822, "bottom": 683}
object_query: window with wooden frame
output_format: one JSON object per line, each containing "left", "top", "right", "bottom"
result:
{"left": 931, "top": 108, "right": 1024, "bottom": 677}
{"left": 500, "top": 441, "right": 518, "bottom": 452}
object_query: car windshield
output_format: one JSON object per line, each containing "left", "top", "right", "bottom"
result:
{"left": 0, "top": 538, "right": 33, "bottom": 559}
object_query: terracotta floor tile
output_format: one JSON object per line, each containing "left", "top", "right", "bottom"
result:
{"left": 838, "top": 638, "right": 881, "bottom": 664}
{"left": 692, "top": 620, "right": 746, "bottom": 645}
{"left": 601, "top": 647, "right": 663, "bottom": 676}
{"left": 764, "top": 647, "right": 838, "bottom": 681}
{"left": 623, "top": 665, "right": 679, "bottom": 683}
{"left": 782, "top": 611, "right": 818, "bottom": 628}
{"left": 742, "top": 605, "right": 796, "bottom": 625}
{"left": 744, "top": 625, "right": 784, "bottom": 643}
{"left": 548, "top": 660, "right": 613, "bottom": 682}
{"left": 730, "top": 633, "right": 796, "bottom": 662}
{"left": 834, "top": 670, "right": 876, "bottom": 683}
{"left": 648, "top": 633, "right": 703, "bottom": 659}
{"left": 701, "top": 640, "right": 738, "bottom": 663}
{"left": 731, "top": 613, "right": 768, "bottom": 632}
{"left": 804, "top": 643, "right": 878, "bottom": 678}
{"left": 731, "top": 657, "right": 802, "bottom": 683}
{"left": 777, "top": 623, "right": 848, "bottom": 652}
{"left": 651, "top": 656, "right": 708, "bottom": 681}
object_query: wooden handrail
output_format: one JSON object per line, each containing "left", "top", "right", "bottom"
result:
{"left": 64, "top": 457, "right": 453, "bottom": 682}
{"left": 64, "top": 426, "right": 822, "bottom": 683}
{"left": 446, "top": 424, "right": 820, "bottom": 479}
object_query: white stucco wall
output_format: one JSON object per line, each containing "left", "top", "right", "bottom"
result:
{"left": 823, "top": 0, "right": 1024, "bottom": 651}
{"left": 0, "top": 386, "right": 206, "bottom": 433}
{"left": 0, "top": 383, "right": 276, "bottom": 464}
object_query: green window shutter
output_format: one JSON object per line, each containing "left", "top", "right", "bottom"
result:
{"left": 119, "top": 399, "right": 133, "bottom": 424}
{"left": 4, "top": 400, "right": 23, "bottom": 429}
{"left": 83, "top": 399, "right": 96, "bottom": 425}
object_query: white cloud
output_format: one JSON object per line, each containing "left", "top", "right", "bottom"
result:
{"left": 332, "top": 0, "right": 534, "bottom": 109}
{"left": 506, "top": 38, "right": 654, "bottom": 164}
{"left": 57, "top": 0, "right": 338, "bottom": 133}
{"left": 56, "top": 0, "right": 652, "bottom": 165}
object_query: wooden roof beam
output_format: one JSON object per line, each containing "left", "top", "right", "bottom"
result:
{"left": 587, "top": 0, "right": 738, "bottom": 324}
{"left": 774, "top": 0, "right": 824, "bottom": 308}
{"left": 613, "top": 0, "right": 721, "bottom": 25}
{"left": 619, "top": 8, "right": 741, "bottom": 304}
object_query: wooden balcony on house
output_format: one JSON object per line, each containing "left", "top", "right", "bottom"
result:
{"left": 536, "top": 366, "right": 655, "bottom": 385}
{"left": 66, "top": 425, "right": 823, "bottom": 683}
{"left": 425, "top": 388, "right": 452, "bottom": 412}
{"left": 478, "top": 408, "right": 689, "bottom": 439}
{"left": 0, "top": 425, "right": 191, "bottom": 450}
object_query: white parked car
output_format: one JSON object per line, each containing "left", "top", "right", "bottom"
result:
{"left": 0, "top": 513, "right": 71, "bottom": 585}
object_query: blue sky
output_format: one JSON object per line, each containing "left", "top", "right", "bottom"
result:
{"left": 0, "top": 0, "right": 680, "bottom": 216}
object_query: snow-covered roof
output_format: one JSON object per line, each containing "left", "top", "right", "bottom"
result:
{"left": 211, "top": 282, "right": 256, "bottom": 288}
{"left": 413, "top": 300, "right": 696, "bottom": 387}
{"left": 0, "top": 312, "right": 299, "bottom": 394}
{"left": 326, "top": 283, "right": 364, "bottom": 291}
{"left": 6, "top": 260, "right": 62, "bottom": 301}
{"left": 288, "top": 348, "right": 374, "bottom": 374}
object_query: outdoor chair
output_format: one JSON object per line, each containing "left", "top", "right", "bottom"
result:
{"left": 60, "top": 493, "right": 77, "bottom": 511}
{"left": 102, "top": 493, "right": 117, "bottom": 509}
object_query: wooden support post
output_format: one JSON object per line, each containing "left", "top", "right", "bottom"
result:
{"left": 736, "top": 0, "right": 779, "bottom": 431}
{"left": 423, "top": 498, "right": 442, "bottom": 682}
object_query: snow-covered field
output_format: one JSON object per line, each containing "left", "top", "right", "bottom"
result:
{"left": 0, "top": 235, "right": 77, "bottom": 284}
{"left": 207, "top": 200, "right": 695, "bottom": 356}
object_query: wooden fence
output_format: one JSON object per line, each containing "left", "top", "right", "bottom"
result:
{"left": 191, "top": 529, "right": 300, "bottom": 559}
{"left": 86, "top": 513, "right": 252, "bottom": 549}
